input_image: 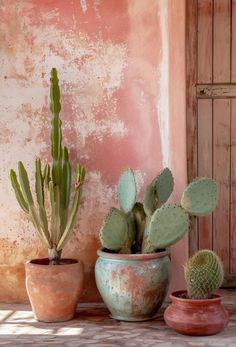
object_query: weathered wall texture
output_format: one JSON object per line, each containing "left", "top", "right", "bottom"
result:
{"left": 0, "top": 0, "right": 186, "bottom": 302}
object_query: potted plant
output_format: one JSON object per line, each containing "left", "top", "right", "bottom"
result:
{"left": 9, "top": 68, "right": 86, "bottom": 322}
{"left": 95, "top": 168, "right": 217, "bottom": 321}
{"left": 164, "top": 249, "right": 229, "bottom": 335}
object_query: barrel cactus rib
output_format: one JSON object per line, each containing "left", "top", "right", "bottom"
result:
{"left": 184, "top": 249, "right": 224, "bottom": 299}
{"left": 181, "top": 177, "right": 217, "bottom": 216}
{"left": 142, "top": 205, "right": 189, "bottom": 253}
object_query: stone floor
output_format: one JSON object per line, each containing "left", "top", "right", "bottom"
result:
{"left": 0, "top": 289, "right": 235, "bottom": 347}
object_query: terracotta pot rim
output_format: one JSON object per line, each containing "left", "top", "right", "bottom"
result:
{"left": 170, "top": 290, "right": 223, "bottom": 303}
{"left": 25, "top": 258, "right": 81, "bottom": 267}
{"left": 97, "top": 248, "right": 169, "bottom": 261}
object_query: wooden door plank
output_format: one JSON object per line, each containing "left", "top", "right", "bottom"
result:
{"left": 186, "top": 0, "right": 198, "bottom": 256}
{"left": 198, "top": 99, "right": 213, "bottom": 250}
{"left": 213, "top": 0, "right": 231, "bottom": 83}
{"left": 197, "top": 0, "right": 213, "bottom": 83}
{"left": 213, "top": 99, "right": 230, "bottom": 273}
{"left": 230, "top": 100, "right": 236, "bottom": 273}
{"left": 232, "top": 0, "right": 236, "bottom": 82}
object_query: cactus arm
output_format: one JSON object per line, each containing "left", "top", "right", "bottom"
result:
{"left": 142, "top": 205, "right": 189, "bottom": 253}
{"left": 50, "top": 68, "right": 62, "bottom": 186}
{"left": 9, "top": 169, "right": 29, "bottom": 213}
{"left": 60, "top": 147, "right": 71, "bottom": 235}
{"left": 49, "top": 181, "right": 61, "bottom": 246}
{"left": 35, "top": 159, "right": 44, "bottom": 206}
{"left": 35, "top": 159, "right": 51, "bottom": 243}
{"left": 30, "top": 205, "right": 51, "bottom": 248}
{"left": 56, "top": 188, "right": 81, "bottom": 251}
{"left": 18, "top": 161, "right": 34, "bottom": 206}
{"left": 56, "top": 164, "right": 85, "bottom": 251}
{"left": 43, "top": 164, "right": 51, "bottom": 188}
{"left": 118, "top": 168, "right": 136, "bottom": 213}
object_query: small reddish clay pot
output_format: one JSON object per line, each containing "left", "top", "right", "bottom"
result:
{"left": 164, "top": 290, "right": 229, "bottom": 336}
{"left": 25, "top": 258, "right": 84, "bottom": 322}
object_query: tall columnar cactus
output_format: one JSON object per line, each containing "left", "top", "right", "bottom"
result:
{"left": 99, "top": 168, "right": 217, "bottom": 254}
{"left": 9, "top": 68, "right": 86, "bottom": 264}
{"left": 184, "top": 250, "right": 224, "bottom": 299}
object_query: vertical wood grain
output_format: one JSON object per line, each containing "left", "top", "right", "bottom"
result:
{"left": 230, "top": 100, "right": 236, "bottom": 273}
{"left": 198, "top": 99, "right": 213, "bottom": 250}
{"left": 213, "top": 99, "right": 230, "bottom": 273}
{"left": 197, "top": 0, "right": 213, "bottom": 83}
{"left": 232, "top": 0, "right": 236, "bottom": 82}
{"left": 187, "top": 0, "right": 198, "bottom": 256}
{"left": 213, "top": 0, "right": 231, "bottom": 83}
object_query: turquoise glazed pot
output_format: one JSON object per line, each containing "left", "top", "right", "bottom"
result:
{"left": 95, "top": 248, "right": 170, "bottom": 321}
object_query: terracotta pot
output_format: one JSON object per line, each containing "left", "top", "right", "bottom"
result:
{"left": 164, "top": 290, "right": 229, "bottom": 336}
{"left": 25, "top": 258, "right": 84, "bottom": 322}
{"left": 95, "top": 248, "right": 170, "bottom": 321}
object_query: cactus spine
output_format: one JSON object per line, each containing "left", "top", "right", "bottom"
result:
{"left": 184, "top": 250, "right": 224, "bottom": 299}
{"left": 9, "top": 68, "right": 86, "bottom": 264}
{"left": 99, "top": 168, "right": 217, "bottom": 254}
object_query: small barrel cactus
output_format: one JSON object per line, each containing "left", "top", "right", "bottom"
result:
{"left": 99, "top": 167, "right": 217, "bottom": 254}
{"left": 184, "top": 250, "right": 224, "bottom": 299}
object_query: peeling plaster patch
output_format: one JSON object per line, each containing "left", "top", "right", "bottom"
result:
{"left": 0, "top": 5, "right": 128, "bottom": 244}
{"left": 80, "top": 0, "right": 88, "bottom": 13}
{"left": 93, "top": 0, "right": 101, "bottom": 20}
{"left": 156, "top": 1, "right": 170, "bottom": 168}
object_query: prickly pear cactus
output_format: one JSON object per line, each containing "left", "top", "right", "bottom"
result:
{"left": 181, "top": 178, "right": 217, "bottom": 216}
{"left": 142, "top": 205, "right": 189, "bottom": 253}
{"left": 184, "top": 249, "right": 224, "bottom": 299}
{"left": 118, "top": 168, "right": 136, "bottom": 214}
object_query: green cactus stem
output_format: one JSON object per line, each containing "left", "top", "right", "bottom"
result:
{"left": 184, "top": 249, "right": 224, "bottom": 299}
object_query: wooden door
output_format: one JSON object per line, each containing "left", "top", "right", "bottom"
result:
{"left": 187, "top": 0, "right": 236, "bottom": 285}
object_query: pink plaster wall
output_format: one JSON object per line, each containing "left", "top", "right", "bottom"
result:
{"left": 0, "top": 0, "right": 187, "bottom": 302}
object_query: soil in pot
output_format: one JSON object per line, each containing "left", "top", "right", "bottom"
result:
{"left": 25, "top": 258, "right": 84, "bottom": 322}
{"left": 164, "top": 290, "right": 229, "bottom": 336}
{"left": 95, "top": 248, "right": 170, "bottom": 321}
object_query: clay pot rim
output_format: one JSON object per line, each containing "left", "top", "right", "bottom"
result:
{"left": 170, "top": 290, "right": 223, "bottom": 304}
{"left": 25, "top": 258, "right": 81, "bottom": 268}
{"left": 97, "top": 248, "right": 169, "bottom": 261}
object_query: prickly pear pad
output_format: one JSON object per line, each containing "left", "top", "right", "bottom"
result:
{"left": 181, "top": 178, "right": 217, "bottom": 216}
{"left": 118, "top": 169, "right": 136, "bottom": 214}
{"left": 142, "top": 205, "right": 189, "bottom": 253}
{"left": 99, "top": 207, "right": 129, "bottom": 251}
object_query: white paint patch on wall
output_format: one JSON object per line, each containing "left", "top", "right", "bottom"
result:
{"left": 156, "top": 0, "right": 170, "bottom": 168}
{"left": 80, "top": 0, "right": 88, "bottom": 13}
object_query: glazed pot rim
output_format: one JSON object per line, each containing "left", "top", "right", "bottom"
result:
{"left": 97, "top": 248, "right": 169, "bottom": 261}
{"left": 170, "top": 290, "right": 223, "bottom": 303}
{"left": 25, "top": 258, "right": 81, "bottom": 267}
